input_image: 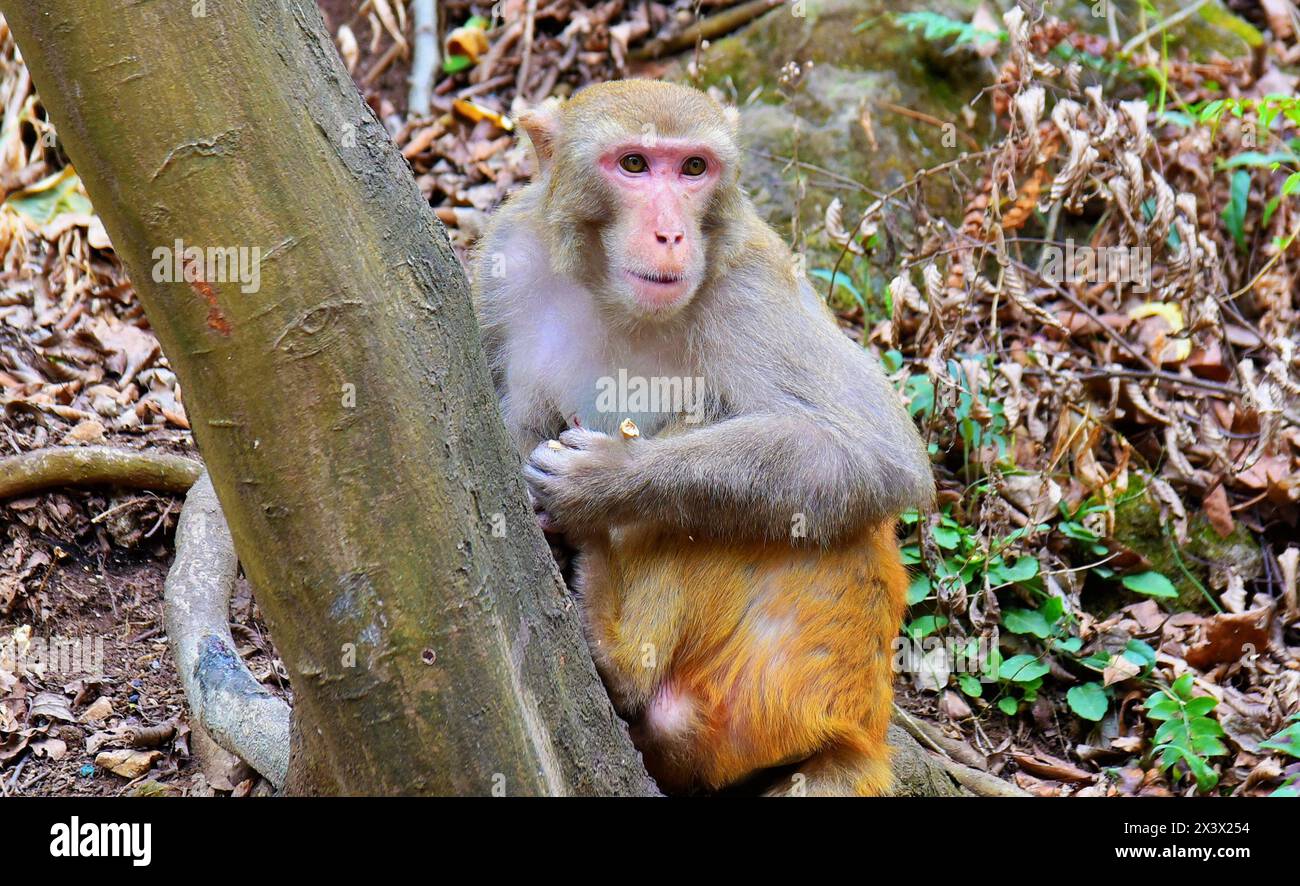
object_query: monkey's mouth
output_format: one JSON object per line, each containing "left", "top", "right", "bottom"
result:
{"left": 624, "top": 269, "right": 691, "bottom": 308}
{"left": 625, "top": 269, "right": 686, "bottom": 286}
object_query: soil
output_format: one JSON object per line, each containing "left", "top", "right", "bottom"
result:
{"left": 1, "top": 484, "right": 284, "bottom": 796}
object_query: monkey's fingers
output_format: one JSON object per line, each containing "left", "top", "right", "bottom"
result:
{"left": 526, "top": 441, "right": 575, "bottom": 477}
{"left": 557, "top": 427, "right": 611, "bottom": 451}
{"left": 522, "top": 463, "right": 558, "bottom": 503}
{"left": 526, "top": 487, "right": 547, "bottom": 514}
{"left": 523, "top": 466, "right": 567, "bottom": 531}
{"left": 536, "top": 508, "right": 560, "bottom": 534}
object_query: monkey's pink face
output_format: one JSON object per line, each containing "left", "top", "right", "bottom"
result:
{"left": 597, "top": 140, "right": 721, "bottom": 317}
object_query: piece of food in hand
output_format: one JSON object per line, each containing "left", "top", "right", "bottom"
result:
{"left": 619, "top": 418, "right": 640, "bottom": 440}
{"left": 547, "top": 439, "right": 565, "bottom": 451}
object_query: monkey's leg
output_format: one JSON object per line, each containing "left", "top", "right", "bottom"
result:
{"left": 764, "top": 733, "right": 893, "bottom": 797}
{"left": 754, "top": 524, "right": 904, "bottom": 798}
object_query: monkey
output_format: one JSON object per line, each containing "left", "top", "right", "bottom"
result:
{"left": 472, "top": 80, "right": 934, "bottom": 795}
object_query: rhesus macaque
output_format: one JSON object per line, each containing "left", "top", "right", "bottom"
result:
{"left": 473, "top": 81, "right": 933, "bottom": 795}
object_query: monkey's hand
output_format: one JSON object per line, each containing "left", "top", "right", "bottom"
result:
{"left": 527, "top": 487, "right": 559, "bottom": 534}
{"left": 523, "top": 428, "right": 630, "bottom": 536}
{"left": 527, "top": 487, "right": 574, "bottom": 573}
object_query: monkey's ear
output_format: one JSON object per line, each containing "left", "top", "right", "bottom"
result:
{"left": 516, "top": 101, "right": 561, "bottom": 172}
{"left": 722, "top": 105, "right": 741, "bottom": 137}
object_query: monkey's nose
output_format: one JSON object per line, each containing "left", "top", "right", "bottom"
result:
{"left": 655, "top": 230, "right": 685, "bottom": 246}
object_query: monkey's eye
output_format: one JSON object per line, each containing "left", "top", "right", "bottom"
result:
{"left": 618, "top": 153, "right": 649, "bottom": 174}
{"left": 682, "top": 156, "right": 708, "bottom": 177}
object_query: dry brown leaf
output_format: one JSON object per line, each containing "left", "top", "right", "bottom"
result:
{"left": 1202, "top": 483, "right": 1234, "bottom": 539}
{"left": 29, "top": 691, "right": 75, "bottom": 723}
{"left": 62, "top": 419, "right": 106, "bottom": 444}
{"left": 79, "top": 695, "right": 113, "bottom": 723}
{"left": 1103, "top": 655, "right": 1142, "bottom": 686}
{"left": 30, "top": 736, "right": 67, "bottom": 761}
{"left": 1188, "top": 342, "right": 1232, "bottom": 381}
{"left": 1236, "top": 453, "right": 1292, "bottom": 501}
{"left": 1011, "top": 750, "right": 1094, "bottom": 783}
{"left": 1216, "top": 687, "right": 1276, "bottom": 755}
{"left": 0, "top": 731, "right": 33, "bottom": 764}
{"left": 1185, "top": 606, "right": 1272, "bottom": 670}
{"left": 1111, "top": 735, "right": 1144, "bottom": 753}
{"left": 95, "top": 748, "right": 161, "bottom": 779}
{"left": 939, "top": 689, "right": 973, "bottom": 720}
{"left": 87, "top": 317, "right": 159, "bottom": 385}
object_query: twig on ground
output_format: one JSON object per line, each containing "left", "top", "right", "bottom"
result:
{"left": 892, "top": 704, "right": 1031, "bottom": 797}
{"left": 631, "top": 0, "right": 784, "bottom": 61}
{"left": 362, "top": 39, "right": 406, "bottom": 86}
{"left": 515, "top": 0, "right": 538, "bottom": 101}
{"left": 876, "top": 100, "right": 981, "bottom": 151}
{"left": 1120, "top": 0, "right": 1211, "bottom": 56}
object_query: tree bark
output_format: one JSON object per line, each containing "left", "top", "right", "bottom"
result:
{"left": 1, "top": 0, "right": 655, "bottom": 796}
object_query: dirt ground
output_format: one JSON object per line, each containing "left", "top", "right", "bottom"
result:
{"left": 1, "top": 491, "right": 285, "bottom": 796}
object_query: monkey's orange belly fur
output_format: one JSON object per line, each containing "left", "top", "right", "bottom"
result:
{"left": 576, "top": 522, "right": 906, "bottom": 796}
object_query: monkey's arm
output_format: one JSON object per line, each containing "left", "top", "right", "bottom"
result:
{"left": 531, "top": 413, "right": 928, "bottom": 545}
{"left": 526, "top": 280, "right": 935, "bottom": 544}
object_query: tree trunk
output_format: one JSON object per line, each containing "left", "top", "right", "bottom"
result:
{"left": 0, "top": 0, "right": 656, "bottom": 796}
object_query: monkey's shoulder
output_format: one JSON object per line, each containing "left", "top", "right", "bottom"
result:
{"left": 471, "top": 210, "right": 554, "bottom": 318}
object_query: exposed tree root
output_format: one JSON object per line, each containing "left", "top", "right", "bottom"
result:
{"left": 0, "top": 446, "right": 290, "bottom": 784}
{"left": 893, "top": 704, "right": 1030, "bottom": 797}
{"left": 0, "top": 445, "right": 202, "bottom": 500}
{"left": 886, "top": 724, "right": 969, "bottom": 797}
{"left": 164, "top": 472, "right": 291, "bottom": 789}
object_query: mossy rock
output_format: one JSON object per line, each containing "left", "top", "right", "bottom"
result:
{"left": 669, "top": 0, "right": 989, "bottom": 296}
{"left": 1056, "top": 0, "right": 1266, "bottom": 61}
{"left": 1107, "top": 484, "right": 1262, "bottom": 614}
{"left": 666, "top": 0, "right": 1266, "bottom": 312}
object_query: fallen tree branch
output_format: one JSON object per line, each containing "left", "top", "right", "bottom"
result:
{"left": 631, "top": 0, "right": 783, "bottom": 61}
{"left": 164, "top": 472, "right": 291, "bottom": 789}
{"left": 940, "top": 756, "right": 1030, "bottom": 797}
{"left": 407, "top": 0, "right": 439, "bottom": 118}
{"left": 0, "top": 446, "right": 201, "bottom": 500}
